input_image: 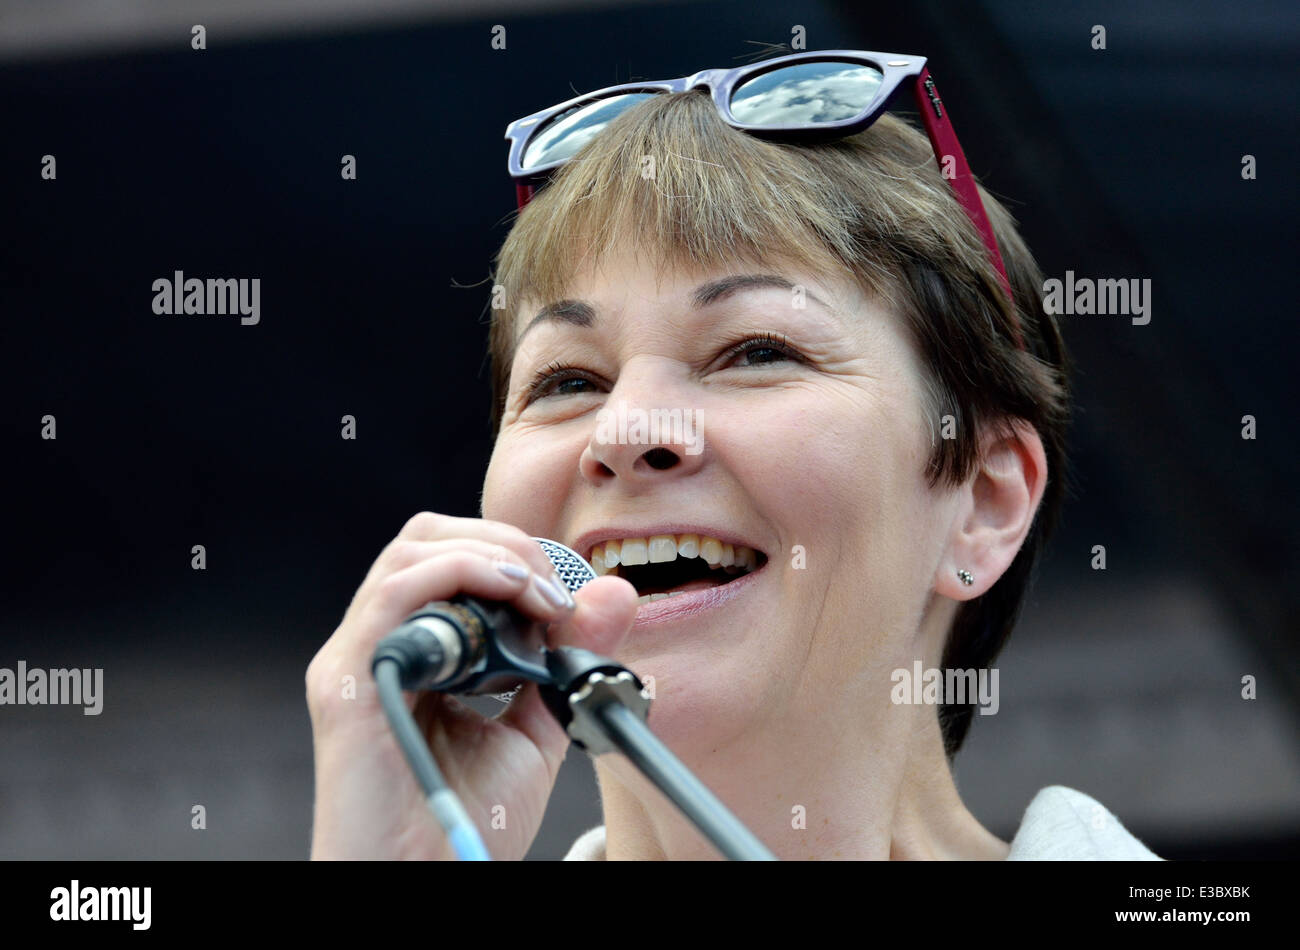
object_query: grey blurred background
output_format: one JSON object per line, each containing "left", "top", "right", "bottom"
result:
{"left": 2, "top": 0, "right": 1297, "bottom": 859}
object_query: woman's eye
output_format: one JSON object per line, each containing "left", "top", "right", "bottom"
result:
{"left": 721, "top": 333, "right": 801, "bottom": 369}
{"left": 731, "top": 344, "right": 787, "bottom": 366}
{"left": 523, "top": 334, "right": 800, "bottom": 405}
{"left": 524, "top": 363, "right": 600, "bottom": 403}
{"left": 549, "top": 375, "right": 597, "bottom": 396}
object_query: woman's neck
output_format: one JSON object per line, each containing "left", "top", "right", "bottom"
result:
{"left": 594, "top": 701, "right": 1008, "bottom": 861}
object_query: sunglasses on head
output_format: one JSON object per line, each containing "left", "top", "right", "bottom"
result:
{"left": 504, "top": 49, "right": 1023, "bottom": 348}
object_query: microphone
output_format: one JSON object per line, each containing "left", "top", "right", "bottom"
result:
{"left": 370, "top": 538, "right": 596, "bottom": 696}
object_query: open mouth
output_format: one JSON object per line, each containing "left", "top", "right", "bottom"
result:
{"left": 587, "top": 536, "right": 768, "bottom": 605}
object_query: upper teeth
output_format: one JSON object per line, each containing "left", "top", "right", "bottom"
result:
{"left": 588, "top": 534, "right": 760, "bottom": 576}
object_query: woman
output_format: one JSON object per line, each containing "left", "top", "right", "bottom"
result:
{"left": 306, "top": 51, "right": 1161, "bottom": 860}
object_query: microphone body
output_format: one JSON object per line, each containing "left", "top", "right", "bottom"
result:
{"left": 371, "top": 538, "right": 594, "bottom": 696}
{"left": 373, "top": 596, "right": 550, "bottom": 695}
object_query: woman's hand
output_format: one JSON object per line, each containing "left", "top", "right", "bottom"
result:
{"left": 306, "top": 512, "right": 639, "bottom": 860}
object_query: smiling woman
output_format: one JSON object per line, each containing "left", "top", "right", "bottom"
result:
{"left": 305, "top": 53, "right": 1161, "bottom": 862}
{"left": 482, "top": 80, "right": 1153, "bottom": 861}
{"left": 487, "top": 87, "right": 1068, "bottom": 758}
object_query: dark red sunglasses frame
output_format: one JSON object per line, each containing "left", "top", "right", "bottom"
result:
{"left": 504, "top": 49, "right": 1022, "bottom": 349}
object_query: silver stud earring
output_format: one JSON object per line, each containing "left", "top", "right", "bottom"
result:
{"left": 957, "top": 569, "right": 974, "bottom": 586}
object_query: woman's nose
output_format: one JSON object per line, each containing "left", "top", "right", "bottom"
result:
{"left": 578, "top": 396, "right": 706, "bottom": 484}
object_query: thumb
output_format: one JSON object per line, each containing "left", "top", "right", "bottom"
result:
{"left": 545, "top": 574, "right": 640, "bottom": 658}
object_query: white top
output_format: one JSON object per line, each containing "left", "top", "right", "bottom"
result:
{"left": 562, "top": 785, "right": 1163, "bottom": 860}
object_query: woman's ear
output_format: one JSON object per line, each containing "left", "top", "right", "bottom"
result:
{"left": 935, "top": 421, "right": 1047, "bottom": 601}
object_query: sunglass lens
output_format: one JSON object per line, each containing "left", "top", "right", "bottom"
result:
{"left": 729, "top": 61, "right": 884, "bottom": 126}
{"left": 521, "top": 92, "right": 658, "bottom": 171}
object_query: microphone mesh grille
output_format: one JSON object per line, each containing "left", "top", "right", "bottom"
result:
{"left": 533, "top": 537, "right": 597, "bottom": 592}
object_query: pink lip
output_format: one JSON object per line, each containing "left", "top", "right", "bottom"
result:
{"left": 628, "top": 558, "right": 768, "bottom": 628}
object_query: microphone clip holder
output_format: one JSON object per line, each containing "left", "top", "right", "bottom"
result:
{"left": 539, "top": 646, "right": 651, "bottom": 754}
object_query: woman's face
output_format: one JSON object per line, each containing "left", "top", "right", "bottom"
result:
{"left": 482, "top": 239, "right": 961, "bottom": 756}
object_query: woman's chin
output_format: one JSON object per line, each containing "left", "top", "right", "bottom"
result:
{"left": 609, "top": 656, "right": 759, "bottom": 757}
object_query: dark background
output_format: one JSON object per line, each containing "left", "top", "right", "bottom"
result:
{"left": 2, "top": 0, "right": 1297, "bottom": 859}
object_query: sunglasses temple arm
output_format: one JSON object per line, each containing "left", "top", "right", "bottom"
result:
{"left": 516, "top": 182, "right": 535, "bottom": 209}
{"left": 912, "top": 69, "right": 1024, "bottom": 349}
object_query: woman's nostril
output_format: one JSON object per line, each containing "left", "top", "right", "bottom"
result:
{"left": 642, "top": 447, "right": 678, "bottom": 470}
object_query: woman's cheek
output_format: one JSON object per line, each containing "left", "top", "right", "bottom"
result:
{"left": 482, "top": 441, "right": 526, "bottom": 521}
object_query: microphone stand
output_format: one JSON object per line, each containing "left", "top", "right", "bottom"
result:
{"left": 540, "top": 646, "right": 776, "bottom": 861}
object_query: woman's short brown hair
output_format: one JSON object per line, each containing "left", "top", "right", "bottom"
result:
{"left": 486, "top": 91, "right": 1070, "bottom": 758}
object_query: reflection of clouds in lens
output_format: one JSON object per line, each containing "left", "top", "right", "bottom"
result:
{"left": 523, "top": 94, "right": 655, "bottom": 169}
{"left": 730, "top": 64, "right": 882, "bottom": 126}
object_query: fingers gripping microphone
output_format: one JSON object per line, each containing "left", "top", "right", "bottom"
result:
{"left": 370, "top": 535, "right": 775, "bottom": 860}
{"left": 371, "top": 538, "right": 596, "bottom": 696}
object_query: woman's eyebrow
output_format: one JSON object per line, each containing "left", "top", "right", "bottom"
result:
{"left": 690, "top": 273, "right": 829, "bottom": 311}
{"left": 515, "top": 274, "right": 831, "bottom": 347}
{"left": 515, "top": 299, "right": 594, "bottom": 347}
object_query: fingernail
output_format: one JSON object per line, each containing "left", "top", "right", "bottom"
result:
{"left": 496, "top": 560, "right": 529, "bottom": 581}
{"left": 535, "top": 574, "right": 572, "bottom": 610}
{"left": 551, "top": 572, "right": 576, "bottom": 608}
